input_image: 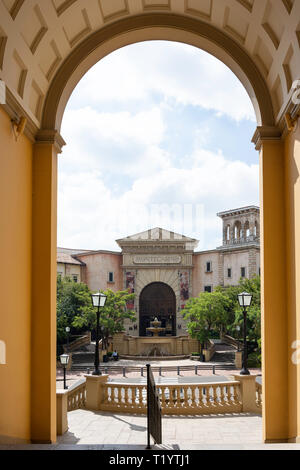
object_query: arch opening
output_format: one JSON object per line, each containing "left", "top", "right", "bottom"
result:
{"left": 139, "top": 282, "right": 176, "bottom": 337}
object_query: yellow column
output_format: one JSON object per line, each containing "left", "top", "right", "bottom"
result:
{"left": 31, "top": 131, "right": 65, "bottom": 443}
{"left": 253, "top": 127, "right": 288, "bottom": 442}
{"left": 285, "top": 121, "right": 300, "bottom": 443}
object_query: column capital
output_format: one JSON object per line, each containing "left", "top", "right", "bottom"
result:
{"left": 35, "top": 129, "right": 66, "bottom": 154}
{"left": 252, "top": 126, "right": 282, "bottom": 150}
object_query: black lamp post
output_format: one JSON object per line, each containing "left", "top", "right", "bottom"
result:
{"left": 65, "top": 326, "right": 70, "bottom": 352}
{"left": 60, "top": 354, "right": 70, "bottom": 389}
{"left": 237, "top": 291, "right": 253, "bottom": 375}
{"left": 91, "top": 291, "right": 107, "bottom": 375}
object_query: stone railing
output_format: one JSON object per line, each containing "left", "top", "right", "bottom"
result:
{"left": 221, "top": 333, "right": 242, "bottom": 350}
{"left": 100, "top": 381, "right": 242, "bottom": 415}
{"left": 57, "top": 374, "right": 262, "bottom": 435}
{"left": 256, "top": 382, "right": 262, "bottom": 410}
{"left": 67, "top": 378, "right": 86, "bottom": 411}
{"left": 56, "top": 378, "right": 86, "bottom": 436}
{"left": 63, "top": 331, "right": 91, "bottom": 353}
{"left": 202, "top": 339, "right": 216, "bottom": 362}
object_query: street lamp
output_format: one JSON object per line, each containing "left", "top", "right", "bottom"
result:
{"left": 60, "top": 353, "right": 70, "bottom": 389}
{"left": 237, "top": 291, "right": 253, "bottom": 375}
{"left": 65, "top": 326, "right": 70, "bottom": 352}
{"left": 91, "top": 291, "right": 107, "bottom": 375}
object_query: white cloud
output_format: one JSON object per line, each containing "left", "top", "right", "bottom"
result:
{"left": 57, "top": 41, "right": 258, "bottom": 251}
{"left": 69, "top": 41, "right": 255, "bottom": 122}
{"left": 58, "top": 148, "right": 259, "bottom": 251}
{"left": 62, "top": 106, "right": 165, "bottom": 147}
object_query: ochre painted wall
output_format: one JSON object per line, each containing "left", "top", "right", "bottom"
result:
{"left": 0, "top": 107, "right": 33, "bottom": 443}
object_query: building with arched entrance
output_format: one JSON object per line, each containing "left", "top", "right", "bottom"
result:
{"left": 58, "top": 206, "right": 260, "bottom": 337}
{"left": 1, "top": 0, "right": 300, "bottom": 445}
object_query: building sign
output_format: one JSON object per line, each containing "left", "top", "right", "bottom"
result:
{"left": 133, "top": 255, "right": 181, "bottom": 264}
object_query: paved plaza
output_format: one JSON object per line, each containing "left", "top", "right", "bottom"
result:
{"left": 3, "top": 411, "right": 300, "bottom": 451}
{"left": 59, "top": 409, "right": 264, "bottom": 448}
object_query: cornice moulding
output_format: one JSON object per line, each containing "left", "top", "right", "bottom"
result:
{"left": 252, "top": 126, "right": 282, "bottom": 150}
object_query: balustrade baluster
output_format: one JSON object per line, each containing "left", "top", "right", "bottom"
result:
{"left": 210, "top": 385, "right": 216, "bottom": 407}
{"left": 161, "top": 386, "right": 166, "bottom": 410}
{"left": 220, "top": 385, "right": 227, "bottom": 406}
{"left": 124, "top": 386, "right": 128, "bottom": 405}
{"left": 183, "top": 386, "right": 189, "bottom": 407}
{"left": 176, "top": 387, "right": 181, "bottom": 408}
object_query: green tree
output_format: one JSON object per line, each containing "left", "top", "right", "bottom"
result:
{"left": 72, "top": 288, "right": 136, "bottom": 349}
{"left": 216, "top": 275, "right": 261, "bottom": 366}
{"left": 56, "top": 275, "right": 95, "bottom": 345}
{"left": 182, "top": 291, "right": 231, "bottom": 348}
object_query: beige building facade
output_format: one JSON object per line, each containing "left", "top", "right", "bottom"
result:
{"left": 58, "top": 206, "right": 260, "bottom": 337}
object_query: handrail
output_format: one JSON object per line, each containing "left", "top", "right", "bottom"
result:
{"left": 67, "top": 378, "right": 86, "bottom": 411}
{"left": 73, "top": 364, "right": 237, "bottom": 376}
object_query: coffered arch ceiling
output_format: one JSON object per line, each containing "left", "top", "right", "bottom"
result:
{"left": 0, "top": 0, "right": 299, "bottom": 139}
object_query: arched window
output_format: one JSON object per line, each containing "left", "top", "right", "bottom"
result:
{"left": 226, "top": 225, "right": 230, "bottom": 241}
{"left": 244, "top": 221, "right": 250, "bottom": 238}
{"left": 234, "top": 221, "right": 242, "bottom": 240}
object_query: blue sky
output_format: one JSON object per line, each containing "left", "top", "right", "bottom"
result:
{"left": 58, "top": 41, "right": 259, "bottom": 252}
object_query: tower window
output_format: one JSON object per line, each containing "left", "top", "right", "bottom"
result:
{"left": 227, "top": 268, "right": 232, "bottom": 278}
{"left": 241, "top": 267, "right": 246, "bottom": 278}
{"left": 108, "top": 272, "right": 114, "bottom": 283}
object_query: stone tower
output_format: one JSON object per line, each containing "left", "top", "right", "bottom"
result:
{"left": 217, "top": 206, "right": 260, "bottom": 281}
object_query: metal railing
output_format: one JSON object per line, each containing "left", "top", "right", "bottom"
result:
{"left": 80, "top": 363, "right": 236, "bottom": 377}
{"left": 147, "top": 364, "right": 162, "bottom": 448}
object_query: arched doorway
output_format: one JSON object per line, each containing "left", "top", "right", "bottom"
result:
{"left": 139, "top": 282, "right": 176, "bottom": 336}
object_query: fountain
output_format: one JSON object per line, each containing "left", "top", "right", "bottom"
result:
{"left": 146, "top": 317, "right": 166, "bottom": 337}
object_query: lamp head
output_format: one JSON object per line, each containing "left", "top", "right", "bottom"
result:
{"left": 60, "top": 354, "right": 70, "bottom": 366}
{"left": 237, "top": 291, "right": 252, "bottom": 308}
{"left": 91, "top": 291, "right": 107, "bottom": 308}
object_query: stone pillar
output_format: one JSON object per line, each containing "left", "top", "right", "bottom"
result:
{"left": 31, "top": 131, "right": 65, "bottom": 444}
{"left": 56, "top": 390, "right": 68, "bottom": 436}
{"left": 234, "top": 375, "right": 258, "bottom": 413}
{"left": 218, "top": 252, "right": 224, "bottom": 286}
{"left": 284, "top": 120, "right": 300, "bottom": 443}
{"left": 85, "top": 375, "right": 109, "bottom": 410}
{"left": 253, "top": 127, "right": 288, "bottom": 442}
{"left": 248, "top": 248, "right": 257, "bottom": 278}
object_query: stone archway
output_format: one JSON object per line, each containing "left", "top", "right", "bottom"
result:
{"left": 31, "top": 17, "right": 290, "bottom": 444}
{"left": 139, "top": 282, "right": 176, "bottom": 336}
{"left": 1, "top": 1, "right": 300, "bottom": 445}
